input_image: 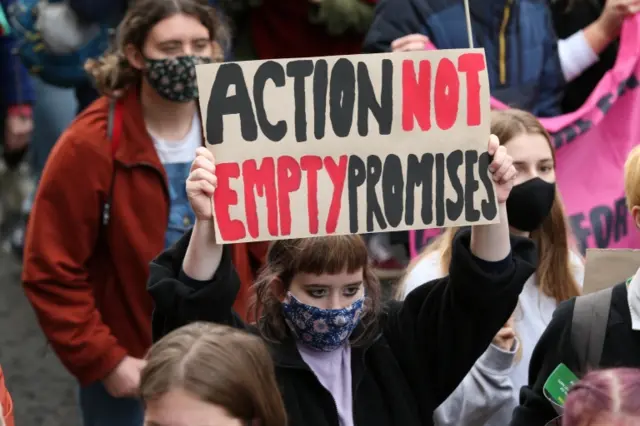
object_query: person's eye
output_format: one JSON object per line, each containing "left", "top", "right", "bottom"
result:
{"left": 308, "top": 289, "right": 328, "bottom": 298}
{"left": 343, "top": 287, "right": 360, "bottom": 297}
{"left": 194, "top": 41, "right": 210, "bottom": 51}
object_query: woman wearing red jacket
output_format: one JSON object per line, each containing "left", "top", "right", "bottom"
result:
{"left": 22, "top": 1, "right": 230, "bottom": 425}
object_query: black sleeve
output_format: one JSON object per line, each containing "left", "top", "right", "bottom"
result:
{"left": 362, "top": 0, "right": 429, "bottom": 53}
{"left": 148, "top": 229, "right": 245, "bottom": 342}
{"left": 383, "top": 229, "right": 538, "bottom": 408}
{"left": 510, "top": 299, "right": 580, "bottom": 426}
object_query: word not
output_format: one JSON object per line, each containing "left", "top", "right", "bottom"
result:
{"left": 205, "top": 54, "right": 486, "bottom": 145}
{"left": 213, "top": 150, "right": 497, "bottom": 241}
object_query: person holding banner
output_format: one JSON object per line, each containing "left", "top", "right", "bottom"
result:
{"left": 510, "top": 144, "right": 640, "bottom": 426}
{"left": 147, "top": 132, "right": 538, "bottom": 426}
{"left": 364, "top": 0, "right": 632, "bottom": 118}
{"left": 551, "top": 0, "right": 640, "bottom": 113}
{"left": 141, "top": 322, "right": 287, "bottom": 426}
{"left": 21, "top": 1, "right": 231, "bottom": 425}
{"left": 399, "top": 109, "right": 583, "bottom": 426}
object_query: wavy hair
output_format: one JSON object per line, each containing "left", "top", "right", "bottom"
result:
{"left": 85, "top": 0, "right": 229, "bottom": 96}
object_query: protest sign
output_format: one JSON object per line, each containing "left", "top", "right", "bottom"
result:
{"left": 196, "top": 50, "right": 496, "bottom": 243}
{"left": 410, "top": 16, "right": 640, "bottom": 258}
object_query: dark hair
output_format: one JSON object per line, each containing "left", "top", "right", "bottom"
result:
{"left": 141, "top": 322, "right": 287, "bottom": 426}
{"left": 563, "top": 368, "right": 640, "bottom": 426}
{"left": 250, "top": 235, "right": 382, "bottom": 346}
{"left": 85, "top": 0, "right": 229, "bottom": 95}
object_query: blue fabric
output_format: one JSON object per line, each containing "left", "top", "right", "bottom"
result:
{"left": 164, "top": 162, "right": 195, "bottom": 249}
{"left": 7, "top": 0, "right": 111, "bottom": 88}
{"left": 31, "top": 78, "right": 77, "bottom": 181}
{"left": 364, "top": 0, "right": 565, "bottom": 117}
{"left": 78, "top": 382, "right": 144, "bottom": 426}
{"left": 282, "top": 293, "right": 365, "bottom": 352}
{"left": 0, "top": 0, "right": 35, "bottom": 106}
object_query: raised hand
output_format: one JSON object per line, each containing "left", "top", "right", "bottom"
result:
{"left": 186, "top": 147, "right": 218, "bottom": 221}
{"left": 487, "top": 134, "right": 517, "bottom": 204}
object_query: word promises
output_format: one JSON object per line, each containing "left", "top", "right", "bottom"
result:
{"left": 216, "top": 151, "right": 496, "bottom": 241}
{"left": 195, "top": 49, "right": 496, "bottom": 243}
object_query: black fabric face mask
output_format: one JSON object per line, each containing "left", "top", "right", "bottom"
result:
{"left": 506, "top": 177, "right": 556, "bottom": 232}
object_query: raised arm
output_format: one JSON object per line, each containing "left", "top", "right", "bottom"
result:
{"left": 148, "top": 147, "right": 244, "bottom": 341}
{"left": 469, "top": 135, "right": 514, "bottom": 262}
{"left": 382, "top": 135, "right": 537, "bottom": 410}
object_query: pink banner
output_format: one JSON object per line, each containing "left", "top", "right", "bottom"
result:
{"left": 410, "top": 16, "right": 640, "bottom": 258}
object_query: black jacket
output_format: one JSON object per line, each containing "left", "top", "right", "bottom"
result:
{"left": 510, "top": 282, "right": 640, "bottom": 425}
{"left": 549, "top": 0, "right": 617, "bottom": 113}
{"left": 149, "top": 229, "right": 536, "bottom": 426}
{"left": 363, "top": 0, "right": 564, "bottom": 117}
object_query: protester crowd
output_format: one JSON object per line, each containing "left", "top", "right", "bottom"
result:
{"left": 1, "top": 0, "right": 640, "bottom": 425}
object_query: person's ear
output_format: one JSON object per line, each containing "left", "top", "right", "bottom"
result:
{"left": 272, "top": 278, "right": 286, "bottom": 302}
{"left": 211, "top": 41, "right": 223, "bottom": 61}
{"left": 124, "top": 44, "right": 145, "bottom": 71}
{"left": 632, "top": 205, "right": 640, "bottom": 230}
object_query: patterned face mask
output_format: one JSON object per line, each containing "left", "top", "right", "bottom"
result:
{"left": 282, "top": 292, "right": 365, "bottom": 352}
{"left": 144, "top": 55, "right": 212, "bottom": 103}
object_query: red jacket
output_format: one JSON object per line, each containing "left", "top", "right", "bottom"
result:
{"left": 250, "top": 0, "right": 377, "bottom": 59}
{"left": 22, "top": 89, "right": 264, "bottom": 385}
{"left": 0, "top": 365, "right": 14, "bottom": 426}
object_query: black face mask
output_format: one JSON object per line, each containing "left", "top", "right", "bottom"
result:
{"left": 506, "top": 177, "right": 556, "bottom": 232}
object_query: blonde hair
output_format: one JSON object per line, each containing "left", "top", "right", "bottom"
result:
{"left": 401, "top": 109, "right": 581, "bottom": 302}
{"left": 141, "top": 322, "right": 287, "bottom": 426}
{"left": 624, "top": 145, "right": 640, "bottom": 210}
{"left": 398, "top": 109, "right": 584, "bottom": 362}
{"left": 85, "top": 0, "right": 229, "bottom": 96}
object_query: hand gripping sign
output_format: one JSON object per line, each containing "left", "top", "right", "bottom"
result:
{"left": 195, "top": 50, "right": 497, "bottom": 243}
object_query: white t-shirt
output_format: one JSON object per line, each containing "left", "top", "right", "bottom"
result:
{"left": 149, "top": 113, "right": 201, "bottom": 248}
{"left": 402, "top": 248, "right": 585, "bottom": 393}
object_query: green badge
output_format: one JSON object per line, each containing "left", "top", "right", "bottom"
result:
{"left": 543, "top": 363, "right": 579, "bottom": 413}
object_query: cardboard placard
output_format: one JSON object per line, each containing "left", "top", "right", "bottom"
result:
{"left": 583, "top": 249, "right": 640, "bottom": 294}
{"left": 196, "top": 50, "right": 496, "bottom": 243}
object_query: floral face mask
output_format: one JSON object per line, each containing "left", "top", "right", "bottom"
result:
{"left": 282, "top": 292, "right": 365, "bottom": 352}
{"left": 144, "top": 55, "right": 212, "bottom": 103}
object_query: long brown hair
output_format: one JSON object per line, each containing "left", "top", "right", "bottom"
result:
{"left": 250, "top": 235, "right": 382, "bottom": 346}
{"left": 401, "top": 109, "right": 581, "bottom": 304}
{"left": 140, "top": 322, "right": 287, "bottom": 426}
{"left": 85, "top": 0, "right": 229, "bottom": 95}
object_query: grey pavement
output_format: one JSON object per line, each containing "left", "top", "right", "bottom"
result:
{"left": 0, "top": 253, "right": 80, "bottom": 426}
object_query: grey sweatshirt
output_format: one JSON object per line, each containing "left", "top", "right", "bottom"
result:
{"left": 433, "top": 340, "right": 519, "bottom": 425}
